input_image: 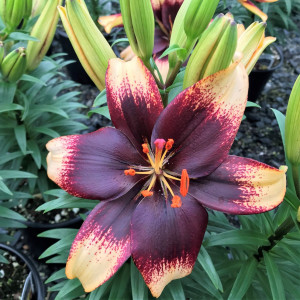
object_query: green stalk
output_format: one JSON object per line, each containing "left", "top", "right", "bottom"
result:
{"left": 292, "top": 164, "right": 300, "bottom": 199}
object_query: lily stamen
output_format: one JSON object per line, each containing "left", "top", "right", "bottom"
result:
{"left": 163, "top": 171, "right": 181, "bottom": 181}
{"left": 159, "top": 139, "right": 174, "bottom": 168}
{"left": 142, "top": 143, "right": 155, "bottom": 168}
{"left": 141, "top": 174, "right": 157, "bottom": 197}
{"left": 180, "top": 169, "right": 190, "bottom": 197}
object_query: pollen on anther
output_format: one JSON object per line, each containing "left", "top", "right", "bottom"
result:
{"left": 141, "top": 190, "right": 153, "bottom": 197}
{"left": 166, "top": 139, "right": 174, "bottom": 150}
{"left": 124, "top": 169, "right": 136, "bottom": 176}
{"left": 154, "top": 139, "right": 166, "bottom": 150}
{"left": 171, "top": 195, "right": 182, "bottom": 208}
{"left": 142, "top": 143, "right": 149, "bottom": 154}
{"left": 180, "top": 169, "right": 189, "bottom": 197}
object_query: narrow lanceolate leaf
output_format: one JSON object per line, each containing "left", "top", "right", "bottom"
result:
{"left": 0, "top": 206, "right": 26, "bottom": 221}
{"left": 131, "top": 259, "right": 148, "bottom": 300}
{"left": 263, "top": 251, "right": 286, "bottom": 300}
{"left": 0, "top": 170, "right": 37, "bottom": 179}
{"left": 197, "top": 246, "right": 223, "bottom": 292}
{"left": 228, "top": 258, "right": 258, "bottom": 299}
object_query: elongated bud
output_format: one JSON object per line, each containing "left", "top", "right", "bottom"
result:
{"left": 1, "top": 47, "right": 27, "bottom": 82}
{"left": 31, "top": 0, "right": 48, "bottom": 18}
{"left": 26, "top": 0, "right": 62, "bottom": 71}
{"left": 183, "top": 14, "right": 237, "bottom": 88}
{"left": 184, "top": 0, "right": 219, "bottom": 41}
{"left": 0, "top": 0, "right": 25, "bottom": 31}
{"left": 237, "top": 22, "right": 270, "bottom": 74}
{"left": 237, "top": 22, "right": 276, "bottom": 74}
{"left": 285, "top": 75, "right": 300, "bottom": 165}
{"left": 58, "top": 0, "right": 116, "bottom": 91}
{"left": 168, "top": 0, "right": 192, "bottom": 69}
{"left": 24, "top": 0, "right": 33, "bottom": 21}
{"left": 120, "top": 0, "right": 154, "bottom": 62}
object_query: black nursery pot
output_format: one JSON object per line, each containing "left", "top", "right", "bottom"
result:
{"left": 248, "top": 44, "right": 283, "bottom": 102}
{"left": 0, "top": 243, "right": 45, "bottom": 300}
{"left": 21, "top": 217, "right": 83, "bottom": 259}
{"left": 56, "top": 29, "right": 95, "bottom": 85}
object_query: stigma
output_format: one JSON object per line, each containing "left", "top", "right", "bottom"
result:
{"left": 124, "top": 138, "right": 189, "bottom": 208}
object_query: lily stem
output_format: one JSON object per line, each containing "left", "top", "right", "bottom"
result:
{"left": 165, "top": 61, "right": 182, "bottom": 89}
{"left": 254, "top": 216, "right": 295, "bottom": 261}
{"left": 143, "top": 59, "right": 164, "bottom": 90}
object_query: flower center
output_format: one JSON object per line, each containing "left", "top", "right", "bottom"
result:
{"left": 124, "top": 138, "right": 189, "bottom": 208}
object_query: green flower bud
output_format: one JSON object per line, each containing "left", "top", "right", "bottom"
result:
{"left": 1, "top": 47, "right": 27, "bottom": 82}
{"left": 58, "top": 0, "right": 116, "bottom": 91}
{"left": 0, "top": 0, "right": 25, "bottom": 31}
{"left": 27, "top": 0, "right": 62, "bottom": 71}
{"left": 31, "top": 0, "right": 48, "bottom": 18}
{"left": 120, "top": 0, "right": 154, "bottom": 62}
{"left": 24, "top": 0, "right": 33, "bottom": 21}
{"left": 184, "top": 0, "right": 220, "bottom": 41}
{"left": 183, "top": 14, "right": 237, "bottom": 88}
{"left": 285, "top": 75, "right": 300, "bottom": 165}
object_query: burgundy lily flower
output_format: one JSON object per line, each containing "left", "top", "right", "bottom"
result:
{"left": 46, "top": 57, "right": 286, "bottom": 297}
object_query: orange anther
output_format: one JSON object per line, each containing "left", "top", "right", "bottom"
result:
{"left": 166, "top": 139, "right": 174, "bottom": 150}
{"left": 154, "top": 139, "right": 166, "bottom": 150}
{"left": 171, "top": 195, "right": 182, "bottom": 208}
{"left": 141, "top": 190, "right": 153, "bottom": 197}
{"left": 124, "top": 169, "right": 136, "bottom": 176}
{"left": 142, "top": 143, "right": 149, "bottom": 154}
{"left": 180, "top": 169, "right": 189, "bottom": 197}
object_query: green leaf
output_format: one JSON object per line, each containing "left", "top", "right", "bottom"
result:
{"left": 0, "top": 103, "right": 24, "bottom": 113}
{"left": 263, "top": 251, "right": 286, "bottom": 300}
{"left": 55, "top": 278, "right": 85, "bottom": 300}
{"left": 89, "top": 279, "right": 112, "bottom": 300}
{"left": 88, "top": 106, "right": 111, "bottom": 120}
{"left": 0, "top": 170, "right": 37, "bottom": 179}
{"left": 205, "top": 230, "right": 270, "bottom": 248}
{"left": 246, "top": 101, "right": 261, "bottom": 108}
{"left": 131, "top": 259, "right": 148, "bottom": 300}
{"left": 0, "top": 81, "right": 16, "bottom": 103}
{"left": 38, "top": 228, "right": 78, "bottom": 240}
{"left": 27, "top": 140, "right": 41, "bottom": 168}
{"left": 19, "top": 74, "right": 47, "bottom": 86}
{"left": 197, "top": 246, "right": 223, "bottom": 292}
{"left": 32, "top": 127, "right": 60, "bottom": 138}
{"left": 0, "top": 180, "right": 13, "bottom": 195}
{"left": 30, "top": 105, "right": 69, "bottom": 118}
{"left": 271, "top": 108, "right": 285, "bottom": 145}
{"left": 228, "top": 258, "right": 258, "bottom": 300}
{"left": 111, "top": 37, "right": 129, "bottom": 47}
{"left": 0, "top": 206, "right": 26, "bottom": 221}
{"left": 7, "top": 32, "right": 39, "bottom": 41}
{"left": 39, "top": 235, "right": 75, "bottom": 259}
{"left": 14, "top": 125, "right": 27, "bottom": 154}
{"left": 0, "top": 218, "right": 26, "bottom": 228}
{"left": 93, "top": 89, "right": 107, "bottom": 107}
{"left": 166, "top": 280, "right": 185, "bottom": 300}
{"left": 45, "top": 268, "right": 66, "bottom": 284}
{"left": 160, "top": 44, "right": 187, "bottom": 59}
{"left": 108, "top": 263, "right": 131, "bottom": 300}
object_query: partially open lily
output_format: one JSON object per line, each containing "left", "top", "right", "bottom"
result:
{"left": 46, "top": 57, "right": 286, "bottom": 297}
{"left": 98, "top": 0, "right": 184, "bottom": 82}
{"left": 237, "top": 0, "right": 278, "bottom": 22}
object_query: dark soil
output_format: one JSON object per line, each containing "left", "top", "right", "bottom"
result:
{"left": 0, "top": 250, "right": 29, "bottom": 299}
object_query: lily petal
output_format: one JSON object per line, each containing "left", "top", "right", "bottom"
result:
{"left": 189, "top": 155, "right": 286, "bottom": 214}
{"left": 131, "top": 185, "right": 208, "bottom": 298}
{"left": 66, "top": 184, "right": 143, "bottom": 292}
{"left": 106, "top": 57, "right": 164, "bottom": 151}
{"left": 46, "top": 127, "right": 146, "bottom": 200}
{"left": 98, "top": 13, "right": 123, "bottom": 34}
{"left": 237, "top": 0, "right": 268, "bottom": 22}
{"left": 152, "top": 60, "right": 248, "bottom": 178}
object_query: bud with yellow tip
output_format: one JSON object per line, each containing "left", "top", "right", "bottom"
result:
{"left": 1, "top": 47, "right": 27, "bottom": 82}
{"left": 26, "top": 0, "right": 61, "bottom": 71}
{"left": 237, "top": 21, "right": 276, "bottom": 74}
{"left": 120, "top": 0, "right": 154, "bottom": 63}
{"left": 58, "top": 0, "right": 116, "bottom": 91}
{"left": 285, "top": 75, "right": 300, "bottom": 166}
{"left": 31, "top": 0, "right": 48, "bottom": 18}
{"left": 183, "top": 14, "right": 237, "bottom": 89}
